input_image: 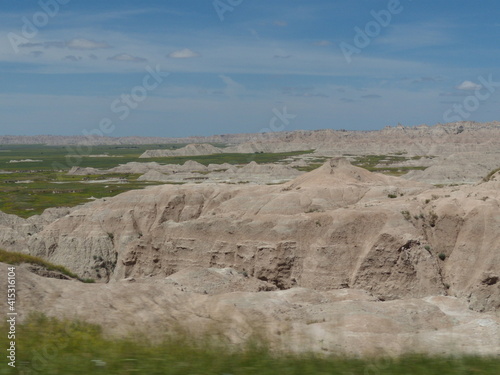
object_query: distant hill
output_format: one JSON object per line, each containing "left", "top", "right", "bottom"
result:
{"left": 2, "top": 121, "right": 499, "bottom": 148}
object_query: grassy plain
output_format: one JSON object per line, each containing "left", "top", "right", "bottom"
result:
{"left": 0, "top": 144, "right": 312, "bottom": 217}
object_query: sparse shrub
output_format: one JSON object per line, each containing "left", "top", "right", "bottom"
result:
{"left": 401, "top": 210, "right": 411, "bottom": 221}
{"left": 388, "top": 194, "right": 397, "bottom": 199}
{"left": 0, "top": 248, "right": 78, "bottom": 278}
{"left": 0, "top": 248, "right": 93, "bottom": 283}
{"left": 483, "top": 167, "right": 500, "bottom": 182}
{"left": 438, "top": 253, "right": 446, "bottom": 261}
{"left": 306, "top": 207, "right": 322, "bottom": 213}
{"left": 429, "top": 211, "right": 438, "bottom": 227}
{"left": 424, "top": 245, "right": 431, "bottom": 251}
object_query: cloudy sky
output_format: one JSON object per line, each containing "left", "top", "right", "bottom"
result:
{"left": 1, "top": 0, "right": 499, "bottom": 137}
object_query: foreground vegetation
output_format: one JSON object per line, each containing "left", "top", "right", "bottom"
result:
{"left": 1, "top": 313, "right": 498, "bottom": 375}
{"left": 483, "top": 167, "right": 500, "bottom": 182}
{"left": 0, "top": 248, "right": 93, "bottom": 283}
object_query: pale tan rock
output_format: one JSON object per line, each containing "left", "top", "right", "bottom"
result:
{"left": 5, "top": 159, "right": 494, "bottom": 314}
{"left": 1, "top": 150, "right": 500, "bottom": 356}
{"left": 140, "top": 143, "right": 223, "bottom": 158}
{"left": 0, "top": 264, "right": 498, "bottom": 356}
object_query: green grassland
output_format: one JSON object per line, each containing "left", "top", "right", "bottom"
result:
{"left": 483, "top": 167, "right": 500, "bottom": 182}
{"left": 0, "top": 144, "right": 313, "bottom": 217}
{"left": 0, "top": 145, "right": 434, "bottom": 219}
{"left": 347, "top": 154, "right": 429, "bottom": 176}
{"left": 294, "top": 154, "right": 430, "bottom": 176}
{"left": 0, "top": 248, "right": 94, "bottom": 282}
{"left": 0, "top": 313, "right": 498, "bottom": 375}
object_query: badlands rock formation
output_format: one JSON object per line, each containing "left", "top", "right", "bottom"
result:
{"left": 69, "top": 160, "right": 303, "bottom": 184}
{"left": 140, "top": 143, "right": 223, "bottom": 158}
{"left": 46, "top": 121, "right": 500, "bottom": 185}
{"left": 1, "top": 264, "right": 498, "bottom": 356}
{"left": 1, "top": 158, "right": 499, "bottom": 355}
{"left": 404, "top": 152, "right": 500, "bottom": 185}
{"left": 133, "top": 121, "right": 500, "bottom": 157}
{"left": 133, "top": 122, "right": 500, "bottom": 185}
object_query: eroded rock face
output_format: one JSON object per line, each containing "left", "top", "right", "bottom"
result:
{"left": 1, "top": 264, "right": 498, "bottom": 356}
{"left": 5, "top": 159, "right": 496, "bottom": 314}
{"left": 139, "top": 143, "right": 223, "bottom": 158}
{"left": 135, "top": 121, "right": 500, "bottom": 158}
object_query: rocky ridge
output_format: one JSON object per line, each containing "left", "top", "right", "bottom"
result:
{"left": 1, "top": 158, "right": 499, "bottom": 356}
{"left": 1, "top": 265, "right": 498, "bottom": 356}
{"left": 3, "top": 159, "right": 499, "bottom": 313}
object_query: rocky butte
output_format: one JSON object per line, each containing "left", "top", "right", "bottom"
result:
{"left": 1, "top": 156, "right": 499, "bottom": 356}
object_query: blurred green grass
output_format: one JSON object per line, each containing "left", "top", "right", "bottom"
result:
{"left": 0, "top": 313, "right": 498, "bottom": 375}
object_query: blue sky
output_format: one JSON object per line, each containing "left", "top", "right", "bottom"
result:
{"left": 1, "top": 0, "right": 499, "bottom": 137}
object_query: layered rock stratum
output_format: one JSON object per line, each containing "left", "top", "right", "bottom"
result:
{"left": 1, "top": 158, "right": 499, "bottom": 355}
{"left": 1, "top": 264, "right": 498, "bottom": 356}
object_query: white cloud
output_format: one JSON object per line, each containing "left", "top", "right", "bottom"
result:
{"left": 456, "top": 80, "right": 482, "bottom": 91}
{"left": 66, "top": 38, "right": 111, "bottom": 50}
{"left": 274, "top": 20, "right": 288, "bottom": 27}
{"left": 107, "top": 53, "right": 148, "bottom": 63}
{"left": 376, "top": 23, "right": 451, "bottom": 48}
{"left": 411, "top": 76, "right": 443, "bottom": 84}
{"left": 167, "top": 48, "right": 200, "bottom": 59}
{"left": 0, "top": 25, "right": 438, "bottom": 78}
{"left": 19, "top": 38, "right": 111, "bottom": 50}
